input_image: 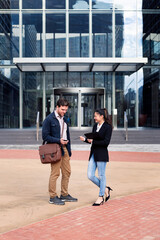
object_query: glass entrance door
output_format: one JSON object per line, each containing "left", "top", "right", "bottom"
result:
{"left": 54, "top": 88, "right": 104, "bottom": 128}
{"left": 81, "top": 92, "right": 104, "bottom": 127}
{"left": 62, "top": 94, "right": 78, "bottom": 127}
{"left": 81, "top": 94, "right": 96, "bottom": 127}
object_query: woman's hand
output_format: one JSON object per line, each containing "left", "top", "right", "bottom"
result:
{"left": 80, "top": 136, "right": 85, "bottom": 142}
{"left": 87, "top": 139, "right": 93, "bottom": 143}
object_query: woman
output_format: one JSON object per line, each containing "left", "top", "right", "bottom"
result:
{"left": 80, "top": 108, "right": 113, "bottom": 206}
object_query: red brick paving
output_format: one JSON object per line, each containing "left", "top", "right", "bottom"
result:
{"left": 0, "top": 189, "right": 160, "bottom": 240}
{"left": 0, "top": 149, "right": 160, "bottom": 163}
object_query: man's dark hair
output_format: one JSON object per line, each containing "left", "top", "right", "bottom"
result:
{"left": 56, "top": 98, "right": 69, "bottom": 107}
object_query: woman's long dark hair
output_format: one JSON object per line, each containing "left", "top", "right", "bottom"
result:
{"left": 95, "top": 108, "right": 113, "bottom": 128}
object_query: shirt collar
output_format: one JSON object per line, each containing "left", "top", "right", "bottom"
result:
{"left": 54, "top": 110, "right": 63, "bottom": 119}
{"left": 54, "top": 110, "right": 62, "bottom": 119}
{"left": 97, "top": 122, "right": 104, "bottom": 128}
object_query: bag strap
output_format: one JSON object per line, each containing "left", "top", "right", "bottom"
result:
{"left": 61, "top": 120, "right": 65, "bottom": 139}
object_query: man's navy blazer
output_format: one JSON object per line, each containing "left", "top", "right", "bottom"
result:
{"left": 42, "top": 112, "right": 71, "bottom": 157}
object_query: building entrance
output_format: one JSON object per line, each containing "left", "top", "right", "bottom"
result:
{"left": 51, "top": 88, "right": 105, "bottom": 128}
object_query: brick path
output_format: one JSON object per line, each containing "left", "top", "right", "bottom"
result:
{"left": 0, "top": 149, "right": 160, "bottom": 163}
{"left": 0, "top": 189, "right": 159, "bottom": 240}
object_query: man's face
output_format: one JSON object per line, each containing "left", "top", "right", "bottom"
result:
{"left": 56, "top": 105, "right": 68, "bottom": 117}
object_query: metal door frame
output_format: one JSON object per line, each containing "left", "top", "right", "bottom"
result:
{"left": 53, "top": 88, "right": 105, "bottom": 129}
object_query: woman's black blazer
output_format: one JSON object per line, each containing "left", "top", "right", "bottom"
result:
{"left": 87, "top": 122, "right": 112, "bottom": 162}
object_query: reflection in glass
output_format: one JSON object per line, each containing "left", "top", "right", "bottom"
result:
{"left": 23, "top": 73, "right": 43, "bottom": 127}
{"left": 54, "top": 72, "right": 67, "bottom": 87}
{"left": 69, "top": 0, "right": 89, "bottom": 9}
{"left": 22, "top": 0, "right": 42, "bottom": 9}
{"left": 92, "top": 14, "right": 112, "bottom": 57}
{"left": 115, "top": 12, "right": 136, "bottom": 57}
{"left": 114, "top": 0, "right": 136, "bottom": 10}
{"left": 81, "top": 94, "right": 96, "bottom": 127}
{"left": 62, "top": 94, "right": 78, "bottom": 127}
{"left": 45, "top": 72, "right": 54, "bottom": 90}
{"left": 22, "top": 14, "right": 42, "bottom": 57}
{"left": 137, "top": 69, "right": 145, "bottom": 126}
{"left": 116, "top": 73, "right": 136, "bottom": 127}
{"left": 0, "top": 68, "right": 19, "bottom": 128}
{"left": 0, "top": 14, "right": 19, "bottom": 64}
{"left": 69, "top": 14, "right": 89, "bottom": 57}
{"left": 95, "top": 72, "right": 105, "bottom": 87}
{"left": 46, "top": 0, "right": 65, "bottom": 9}
{"left": 92, "top": 0, "right": 113, "bottom": 9}
{"left": 0, "top": 0, "right": 19, "bottom": 9}
{"left": 81, "top": 72, "right": 93, "bottom": 87}
{"left": 137, "top": 0, "right": 142, "bottom": 10}
{"left": 68, "top": 73, "right": 80, "bottom": 87}
{"left": 104, "top": 73, "right": 112, "bottom": 114}
{"left": 137, "top": 12, "right": 143, "bottom": 57}
{"left": 46, "top": 14, "right": 66, "bottom": 57}
{"left": 142, "top": 1, "right": 160, "bottom": 9}
{"left": 143, "top": 13, "right": 160, "bottom": 65}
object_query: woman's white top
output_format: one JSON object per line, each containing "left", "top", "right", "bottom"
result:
{"left": 96, "top": 122, "right": 104, "bottom": 132}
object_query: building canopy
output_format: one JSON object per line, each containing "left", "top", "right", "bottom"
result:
{"left": 13, "top": 58, "right": 148, "bottom": 74}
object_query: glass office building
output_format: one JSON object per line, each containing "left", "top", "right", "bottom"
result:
{"left": 0, "top": 0, "right": 159, "bottom": 129}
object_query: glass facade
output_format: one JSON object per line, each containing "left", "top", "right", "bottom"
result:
{"left": 0, "top": 0, "right": 160, "bottom": 128}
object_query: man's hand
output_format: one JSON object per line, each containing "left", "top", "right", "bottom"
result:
{"left": 60, "top": 138, "right": 69, "bottom": 145}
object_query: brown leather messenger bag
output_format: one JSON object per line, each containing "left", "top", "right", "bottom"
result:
{"left": 39, "top": 120, "right": 65, "bottom": 164}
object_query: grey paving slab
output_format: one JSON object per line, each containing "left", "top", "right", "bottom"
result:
{"left": 0, "top": 144, "right": 160, "bottom": 152}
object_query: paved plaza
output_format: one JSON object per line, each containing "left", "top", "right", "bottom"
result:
{"left": 0, "top": 145, "right": 160, "bottom": 239}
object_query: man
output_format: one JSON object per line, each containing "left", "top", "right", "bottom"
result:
{"left": 42, "top": 98, "right": 78, "bottom": 205}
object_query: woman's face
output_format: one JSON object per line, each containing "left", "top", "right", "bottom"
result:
{"left": 94, "top": 112, "right": 104, "bottom": 123}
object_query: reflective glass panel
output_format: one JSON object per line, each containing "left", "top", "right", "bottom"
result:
{"left": 81, "top": 72, "right": 93, "bottom": 87}
{"left": 116, "top": 73, "right": 136, "bottom": 127}
{"left": 143, "top": 13, "right": 160, "bottom": 65}
{"left": 46, "top": 14, "right": 66, "bottom": 57}
{"left": 81, "top": 94, "right": 96, "bottom": 127}
{"left": 68, "top": 73, "right": 80, "bottom": 87}
{"left": 142, "top": 68, "right": 160, "bottom": 127}
{"left": 137, "top": 12, "right": 143, "bottom": 57}
{"left": 22, "top": 14, "right": 42, "bottom": 57}
{"left": 142, "top": 1, "right": 160, "bottom": 9}
{"left": 95, "top": 72, "right": 105, "bottom": 87}
{"left": 114, "top": 0, "right": 136, "bottom": 10}
{"left": 69, "top": 14, "right": 89, "bottom": 57}
{"left": 137, "top": 0, "right": 142, "bottom": 10}
{"left": 22, "top": 0, "right": 42, "bottom": 9}
{"left": 0, "top": 14, "right": 19, "bottom": 64}
{"left": 54, "top": 72, "right": 67, "bottom": 87}
{"left": 0, "top": 68, "right": 19, "bottom": 128}
{"left": 45, "top": 72, "right": 54, "bottom": 90}
{"left": 92, "top": 14, "right": 112, "bottom": 57}
{"left": 23, "top": 72, "right": 43, "bottom": 128}
{"left": 104, "top": 73, "right": 112, "bottom": 114}
{"left": 115, "top": 12, "right": 136, "bottom": 57}
{"left": 46, "top": 0, "right": 65, "bottom": 9}
{"left": 92, "top": 0, "right": 113, "bottom": 9}
{"left": 0, "top": 0, "right": 19, "bottom": 9}
{"left": 69, "top": 0, "right": 89, "bottom": 9}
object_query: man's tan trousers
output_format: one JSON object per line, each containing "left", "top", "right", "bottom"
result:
{"left": 49, "top": 146, "right": 71, "bottom": 198}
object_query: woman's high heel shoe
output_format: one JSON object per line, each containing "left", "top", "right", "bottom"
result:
{"left": 105, "top": 186, "right": 113, "bottom": 202}
{"left": 92, "top": 197, "right": 104, "bottom": 206}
